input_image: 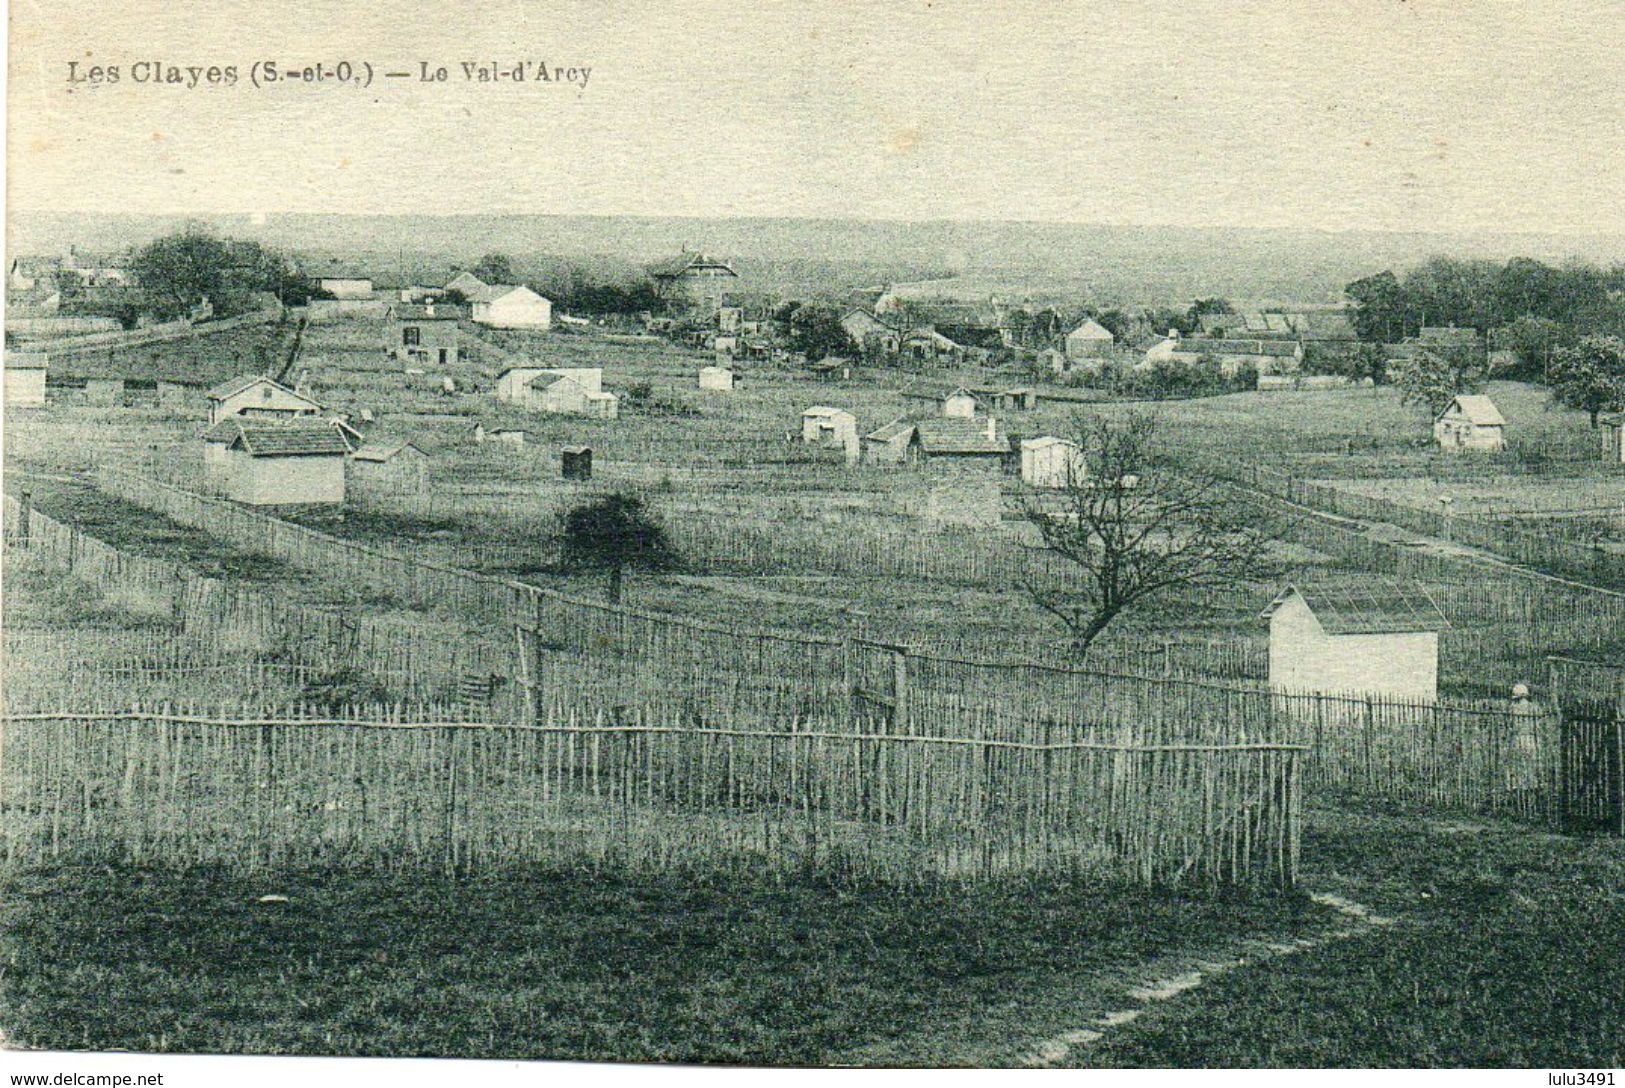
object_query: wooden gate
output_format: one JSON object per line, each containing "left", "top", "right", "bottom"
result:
{"left": 1551, "top": 657, "right": 1625, "bottom": 836}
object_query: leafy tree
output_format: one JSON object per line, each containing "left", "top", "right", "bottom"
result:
{"left": 1490, "top": 316, "right": 1565, "bottom": 379}
{"left": 786, "top": 303, "right": 853, "bottom": 360}
{"left": 1393, "top": 347, "right": 1485, "bottom": 418}
{"left": 470, "top": 253, "right": 517, "bottom": 284}
{"left": 132, "top": 225, "right": 291, "bottom": 321}
{"left": 1345, "top": 270, "right": 1406, "bottom": 343}
{"left": 557, "top": 492, "right": 677, "bottom": 603}
{"left": 1548, "top": 335, "right": 1625, "bottom": 426}
{"left": 1018, "top": 413, "right": 1278, "bottom": 655}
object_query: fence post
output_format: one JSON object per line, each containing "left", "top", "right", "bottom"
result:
{"left": 16, "top": 490, "right": 32, "bottom": 547}
{"left": 894, "top": 647, "right": 911, "bottom": 731}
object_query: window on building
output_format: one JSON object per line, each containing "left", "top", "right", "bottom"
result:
{"left": 403, "top": 326, "right": 421, "bottom": 347}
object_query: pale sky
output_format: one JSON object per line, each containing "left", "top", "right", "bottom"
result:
{"left": 7, "top": 0, "right": 1623, "bottom": 234}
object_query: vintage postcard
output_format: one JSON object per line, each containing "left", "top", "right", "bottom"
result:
{"left": 2, "top": 0, "right": 1622, "bottom": 1081}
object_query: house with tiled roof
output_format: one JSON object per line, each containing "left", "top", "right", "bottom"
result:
{"left": 862, "top": 417, "right": 915, "bottom": 464}
{"left": 201, "top": 418, "right": 350, "bottom": 505}
{"left": 907, "top": 417, "right": 1009, "bottom": 467}
{"left": 647, "top": 251, "right": 739, "bottom": 315}
{"left": 1261, "top": 581, "right": 1448, "bottom": 699}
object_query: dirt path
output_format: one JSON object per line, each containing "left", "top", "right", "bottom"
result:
{"left": 1022, "top": 891, "right": 1401, "bottom": 1067}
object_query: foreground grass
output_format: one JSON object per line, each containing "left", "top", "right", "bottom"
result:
{"left": 0, "top": 864, "right": 1322, "bottom": 1065}
{"left": 1078, "top": 810, "right": 1625, "bottom": 1068}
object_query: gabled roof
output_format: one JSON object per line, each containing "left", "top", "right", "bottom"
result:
{"left": 444, "top": 271, "right": 489, "bottom": 294}
{"left": 1067, "top": 318, "right": 1114, "bottom": 341}
{"left": 206, "top": 373, "right": 308, "bottom": 402}
{"left": 391, "top": 303, "right": 461, "bottom": 321}
{"left": 351, "top": 439, "right": 424, "bottom": 463}
{"left": 803, "top": 405, "right": 854, "bottom": 419}
{"left": 912, "top": 418, "right": 1008, "bottom": 455}
{"left": 865, "top": 417, "right": 914, "bottom": 442}
{"left": 1021, "top": 435, "right": 1078, "bottom": 450}
{"left": 1438, "top": 394, "right": 1505, "bottom": 426}
{"left": 1261, "top": 582, "right": 1449, "bottom": 635}
{"left": 647, "top": 252, "right": 739, "bottom": 279}
{"left": 202, "top": 419, "right": 350, "bottom": 457}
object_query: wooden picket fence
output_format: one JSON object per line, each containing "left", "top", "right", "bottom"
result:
{"left": 0, "top": 702, "right": 1304, "bottom": 889}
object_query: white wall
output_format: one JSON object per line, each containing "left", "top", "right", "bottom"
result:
{"left": 3, "top": 368, "right": 47, "bottom": 407}
{"left": 230, "top": 453, "right": 346, "bottom": 505}
{"left": 1268, "top": 593, "right": 1438, "bottom": 700}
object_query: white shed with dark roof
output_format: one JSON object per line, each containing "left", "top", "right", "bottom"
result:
{"left": 202, "top": 419, "right": 349, "bottom": 505}
{"left": 1434, "top": 394, "right": 1507, "bottom": 452}
{"left": 1261, "top": 582, "right": 1448, "bottom": 700}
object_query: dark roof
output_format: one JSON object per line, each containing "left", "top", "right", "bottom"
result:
{"left": 1261, "top": 582, "right": 1449, "bottom": 635}
{"left": 1178, "top": 338, "right": 1301, "bottom": 357}
{"left": 203, "top": 419, "right": 350, "bottom": 457}
{"left": 912, "top": 418, "right": 1008, "bottom": 455}
{"left": 647, "top": 252, "right": 739, "bottom": 279}
{"left": 865, "top": 417, "right": 914, "bottom": 442}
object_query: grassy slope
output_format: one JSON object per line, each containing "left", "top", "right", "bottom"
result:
{"left": 0, "top": 866, "right": 1322, "bottom": 1065}
{"left": 1079, "top": 810, "right": 1625, "bottom": 1068}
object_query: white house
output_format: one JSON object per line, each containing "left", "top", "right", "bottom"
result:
{"left": 202, "top": 419, "right": 349, "bottom": 505}
{"left": 1434, "top": 395, "right": 1507, "bottom": 452}
{"left": 942, "top": 387, "right": 978, "bottom": 419}
{"left": 801, "top": 406, "right": 859, "bottom": 462}
{"left": 470, "top": 284, "right": 552, "bottom": 330}
{"left": 4, "top": 352, "right": 48, "bottom": 408}
{"left": 1261, "top": 583, "right": 1448, "bottom": 700}
{"left": 494, "top": 366, "right": 616, "bottom": 418}
{"left": 1065, "top": 318, "right": 1115, "bottom": 360}
{"left": 698, "top": 366, "right": 736, "bottom": 392}
{"left": 206, "top": 375, "right": 323, "bottom": 425}
{"left": 1020, "top": 436, "right": 1087, "bottom": 488}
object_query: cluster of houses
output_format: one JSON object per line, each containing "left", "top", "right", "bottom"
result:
{"left": 798, "top": 384, "right": 1085, "bottom": 488}
{"left": 309, "top": 267, "right": 554, "bottom": 332}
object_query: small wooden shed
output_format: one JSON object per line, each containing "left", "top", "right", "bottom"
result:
{"left": 1261, "top": 582, "right": 1448, "bottom": 700}
{"left": 801, "top": 406, "right": 859, "bottom": 463}
{"left": 1434, "top": 395, "right": 1506, "bottom": 452}
{"left": 349, "top": 439, "right": 429, "bottom": 493}
{"left": 202, "top": 419, "right": 350, "bottom": 506}
{"left": 1020, "top": 436, "right": 1087, "bottom": 488}
{"left": 698, "top": 366, "right": 736, "bottom": 392}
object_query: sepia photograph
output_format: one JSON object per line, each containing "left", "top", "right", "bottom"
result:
{"left": 1, "top": 0, "right": 1622, "bottom": 1079}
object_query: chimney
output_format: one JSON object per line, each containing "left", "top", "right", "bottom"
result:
{"left": 295, "top": 369, "right": 311, "bottom": 395}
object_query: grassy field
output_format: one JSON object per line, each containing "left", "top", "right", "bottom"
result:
{"left": 2, "top": 807, "right": 1617, "bottom": 1066}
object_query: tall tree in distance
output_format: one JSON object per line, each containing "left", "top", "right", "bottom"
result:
{"left": 470, "top": 253, "right": 518, "bottom": 285}
{"left": 557, "top": 492, "right": 677, "bottom": 604}
{"left": 1345, "top": 270, "right": 1406, "bottom": 343}
{"left": 132, "top": 225, "right": 290, "bottom": 321}
{"left": 1017, "top": 413, "right": 1279, "bottom": 656}
{"left": 1548, "top": 335, "right": 1625, "bottom": 427}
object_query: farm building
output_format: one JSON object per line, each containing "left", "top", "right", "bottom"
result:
{"left": 3, "top": 352, "right": 48, "bottom": 407}
{"left": 1261, "top": 583, "right": 1448, "bottom": 700}
{"left": 348, "top": 439, "right": 429, "bottom": 492}
{"left": 202, "top": 419, "right": 350, "bottom": 506}
{"left": 901, "top": 384, "right": 978, "bottom": 418}
{"left": 1065, "top": 318, "right": 1115, "bottom": 360}
{"left": 1021, "top": 436, "right": 1087, "bottom": 488}
{"left": 908, "top": 417, "right": 1009, "bottom": 467}
{"left": 1434, "top": 395, "right": 1507, "bottom": 452}
{"left": 207, "top": 375, "right": 323, "bottom": 425}
{"left": 470, "top": 285, "right": 552, "bottom": 330}
{"left": 970, "top": 387, "right": 1036, "bottom": 412}
{"left": 472, "top": 422, "right": 530, "bottom": 446}
{"left": 801, "top": 406, "right": 859, "bottom": 462}
{"left": 388, "top": 303, "right": 461, "bottom": 365}
{"left": 862, "top": 418, "right": 915, "bottom": 465}
{"left": 809, "top": 358, "right": 852, "bottom": 382}
{"left": 156, "top": 377, "right": 204, "bottom": 409}
{"left": 648, "top": 252, "right": 739, "bottom": 315}
{"left": 698, "top": 366, "right": 736, "bottom": 391}
{"left": 718, "top": 307, "right": 742, "bottom": 333}
{"left": 495, "top": 366, "right": 617, "bottom": 418}
{"left": 1170, "top": 338, "right": 1304, "bottom": 376}
{"left": 900, "top": 327, "right": 967, "bottom": 365}
{"left": 841, "top": 308, "right": 901, "bottom": 354}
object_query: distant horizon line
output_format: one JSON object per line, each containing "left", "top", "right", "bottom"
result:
{"left": 9, "top": 208, "right": 1624, "bottom": 242}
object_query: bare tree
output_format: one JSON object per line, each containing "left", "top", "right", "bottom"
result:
{"left": 1018, "top": 412, "right": 1279, "bottom": 655}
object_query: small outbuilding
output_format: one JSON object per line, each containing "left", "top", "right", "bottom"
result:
{"left": 1434, "top": 394, "right": 1507, "bottom": 452}
{"left": 1020, "top": 436, "right": 1087, "bottom": 488}
{"left": 561, "top": 445, "right": 593, "bottom": 480}
{"left": 698, "top": 365, "right": 736, "bottom": 392}
{"left": 388, "top": 302, "right": 461, "bottom": 366}
{"left": 862, "top": 418, "right": 915, "bottom": 465}
{"left": 801, "top": 406, "right": 859, "bottom": 462}
{"left": 470, "top": 284, "right": 552, "bottom": 330}
{"left": 207, "top": 374, "right": 323, "bottom": 425}
{"left": 1261, "top": 582, "right": 1448, "bottom": 700}
{"left": 3, "top": 352, "right": 48, "bottom": 407}
{"left": 495, "top": 366, "right": 617, "bottom": 419}
{"left": 908, "top": 417, "right": 1009, "bottom": 467}
{"left": 202, "top": 419, "right": 350, "bottom": 506}
{"left": 348, "top": 439, "right": 428, "bottom": 493}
